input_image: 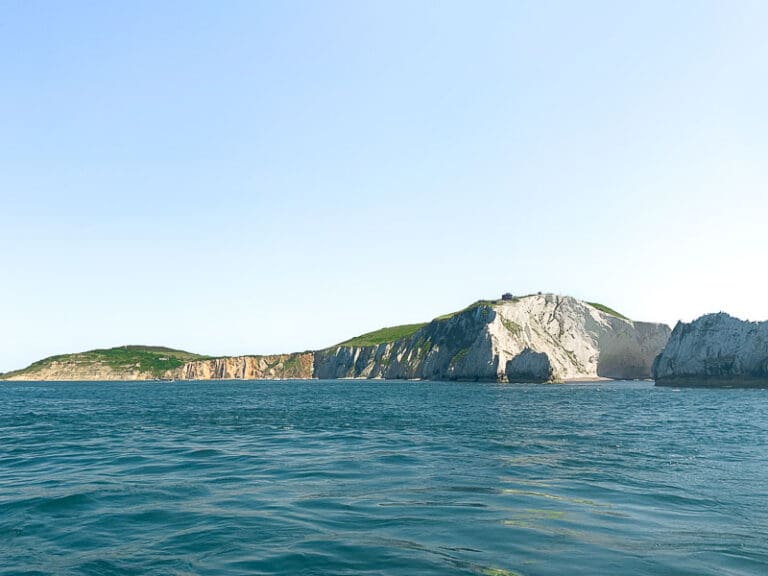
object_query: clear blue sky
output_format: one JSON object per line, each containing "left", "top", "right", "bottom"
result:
{"left": 2, "top": 1, "right": 767, "bottom": 372}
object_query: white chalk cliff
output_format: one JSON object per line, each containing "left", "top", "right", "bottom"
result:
{"left": 315, "top": 294, "right": 671, "bottom": 382}
{"left": 653, "top": 313, "right": 768, "bottom": 387}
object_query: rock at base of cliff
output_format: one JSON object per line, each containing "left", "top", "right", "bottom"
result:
{"left": 505, "top": 349, "right": 554, "bottom": 383}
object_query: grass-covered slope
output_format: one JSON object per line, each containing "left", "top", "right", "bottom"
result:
{"left": 335, "top": 323, "right": 427, "bottom": 347}
{"left": 586, "top": 302, "right": 630, "bottom": 321}
{"left": 433, "top": 299, "right": 500, "bottom": 321}
{"left": 332, "top": 297, "right": 531, "bottom": 347}
{"left": 1, "top": 345, "right": 208, "bottom": 380}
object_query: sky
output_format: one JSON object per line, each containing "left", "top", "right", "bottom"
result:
{"left": 1, "top": 1, "right": 767, "bottom": 372}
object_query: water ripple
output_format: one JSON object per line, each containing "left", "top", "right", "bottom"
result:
{"left": 1, "top": 380, "right": 767, "bottom": 575}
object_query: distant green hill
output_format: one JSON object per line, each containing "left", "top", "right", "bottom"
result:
{"left": 1, "top": 345, "right": 208, "bottom": 380}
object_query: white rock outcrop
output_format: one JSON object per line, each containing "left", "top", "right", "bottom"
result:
{"left": 315, "top": 294, "right": 671, "bottom": 382}
{"left": 653, "top": 313, "right": 768, "bottom": 387}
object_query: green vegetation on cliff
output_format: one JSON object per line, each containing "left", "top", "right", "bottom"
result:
{"left": 334, "top": 299, "right": 501, "bottom": 348}
{"left": 586, "top": 302, "right": 630, "bottom": 321}
{"left": 433, "top": 300, "right": 497, "bottom": 321}
{"left": 1, "top": 345, "right": 208, "bottom": 379}
{"left": 336, "top": 323, "right": 427, "bottom": 347}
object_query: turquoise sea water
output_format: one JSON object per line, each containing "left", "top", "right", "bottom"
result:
{"left": 1, "top": 380, "right": 766, "bottom": 575}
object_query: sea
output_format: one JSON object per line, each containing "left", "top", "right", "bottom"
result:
{"left": 1, "top": 379, "right": 766, "bottom": 575}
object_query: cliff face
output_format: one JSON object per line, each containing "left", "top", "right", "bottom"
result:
{"left": 2, "top": 294, "right": 670, "bottom": 383}
{"left": 314, "top": 304, "right": 499, "bottom": 380}
{"left": 653, "top": 313, "right": 768, "bottom": 387}
{"left": 316, "top": 294, "right": 671, "bottom": 382}
{"left": 495, "top": 295, "right": 670, "bottom": 381}
{"left": 177, "top": 353, "right": 313, "bottom": 380}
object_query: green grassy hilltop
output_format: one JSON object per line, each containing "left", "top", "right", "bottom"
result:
{"left": 1, "top": 345, "right": 208, "bottom": 380}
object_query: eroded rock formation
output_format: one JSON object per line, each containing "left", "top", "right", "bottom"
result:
{"left": 178, "top": 353, "right": 313, "bottom": 380}
{"left": 653, "top": 313, "right": 768, "bottom": 387}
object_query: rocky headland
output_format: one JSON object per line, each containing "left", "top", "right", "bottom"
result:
{"left": 2, "top": 294, "right": 671, "bottom": 383}
{"left": 653, "top": 313, "right": 768, "bottom": 387}
{"left": 314, "top": 294, "right": 670, "bottom": 382}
